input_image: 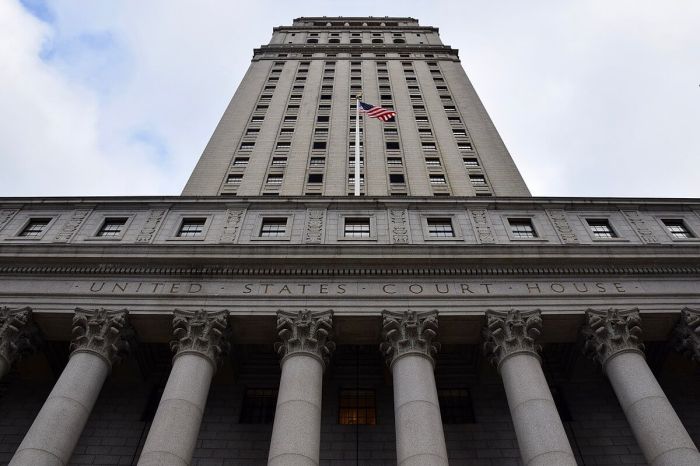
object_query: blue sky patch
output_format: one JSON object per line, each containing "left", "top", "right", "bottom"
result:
{"left": 19, "top": 0, "right": 54, "bottom": 23}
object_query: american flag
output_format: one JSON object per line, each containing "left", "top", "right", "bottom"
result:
{"left": 358, "top": 101, "right": 397, "bottom": 122}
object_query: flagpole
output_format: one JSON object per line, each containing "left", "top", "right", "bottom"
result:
{"left": 354, "top": 95, "right": 361, "bottom": 196}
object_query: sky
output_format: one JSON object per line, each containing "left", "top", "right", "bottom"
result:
{"left": 1, "top": 0, "right": 699, "bottom": 198}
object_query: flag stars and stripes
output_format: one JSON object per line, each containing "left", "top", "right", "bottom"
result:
{"left": 358, "top": 101, "right": 397, "bottom": 122}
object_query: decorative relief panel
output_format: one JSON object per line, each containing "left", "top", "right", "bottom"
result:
{"left": 220, "top": 208, "right": 245, "bottom": 243}
{"left": 53, "top": 208, "right": 92, "bottom": 243}
{"left": 622, "top": 210, "right": 659, "bottom": 244}
{"left": 136, "top": 209, "right": 167, "bottom": 243}
{"left": 389, "top": 209, "right": 409, "bottom": 244}
{"left": 469, "top": 209, "right": 495, "bottom": 244}
{"left": 546, "top": 209, "right": 579, "bottom": 244}
{"left": 304, "top": 209, "right": 326, "bottom": 244}
{"left": 0, "top": 209, "right": 19, "bottom": 233}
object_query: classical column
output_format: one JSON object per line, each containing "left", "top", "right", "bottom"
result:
{"left": 268, "top": 310, "right": 335, "bottom": 466}
{"left": 0, "top": 306, "right": 39, "bottom": 380}
{"left": 673, "top": 307, "right": 700, "bottom": 364}
{"left": 138, "top": 310, "right": 231, "bottom": 466}
{"left": 10, "top": 308, "right": 131, "bottom": 466}
{"left": 380, "top": 310, "right": 448, "bottom": 466}
{"left": 483, "top": 310, "right": 576, "bottom": 466}
{"left": 583, "top": 308, "right": 700, "bottom": 466}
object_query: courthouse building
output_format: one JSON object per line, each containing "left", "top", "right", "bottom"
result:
{"left": 2, "top": 16, "right": 700, "bottom": 466}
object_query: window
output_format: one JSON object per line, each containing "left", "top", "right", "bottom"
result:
{"left": 97, "top": 218, "right": 127, "bottom": 237}
{"left": 312, "top": 141, "right": 327, "bottom": 150}
{"left": 310, "top": 157, "right": 325, "bottom": 167}
{"left": 509, "top": 219, "right": 537, "bottom": 239}
{"left": 463, "top": 158, "right": 479, "bottom": 167}
{"left": 246, "top": 128, "right": 259, "bottom": 135}
{"left": 177, "top": 219, "right": 206, "bottom": 238}
{"left": 422, "top": 142, "right": 437, "bottom": 151}
{"left": 663, "top": 219, "right": 694, "bottom": 239}
{"left": 389, "top": 174, "right": 405, "bottom": 184}
{"left": 587, "top": 219, "right": 617, "bottom": 239}
{"left": 308, "top": 173, "right": 323, "bottom": 183}
{"left": 427, "top": 219, "right": 454, "bottom": 238}
{"left": 386, "top": 141, "right": 400, "bottom": 150}
{"left": 240, "top": 141, "right": 255, "bottom": 150}
{"left": 266, "top": 174, "right": 283, "bottom": 185}
{"left": 239, "top": 388, "right": 276, "bottom": 423}
{"left": 438, "top": 389, "right": 475, "bottom": 424}
{"left": 338, "top": 389, "right": 376, "bottom": 425}
{"left": 226, "top": 174, "right": 242, "bottom": 184}
{"left": 260, "top": 218, "right": 287, "bottom": 237}
{"left": 19, "top": 218, "right": 51, "bottom": 237}
{"left": 387, "top": 157, "right": 403, "bottom": 166}
{"left": 317, "top": 115, "right": 330, "bottom": 123}
{"left": 425, "top": 157, "right": 441, "bottom": 167}
{"left": 233, "top": 157, "right": 249, "bottom": 166}
{"left": 430, "top": 175, "right": 447, "bottom": 185}
{"left": 470, "top": 175, "right": 486, "bottom": 186}
{"left": 271, "top": 157, "right": 287, "bottom": 167}
{"left": 344, "top": 218, "right": 370, "bottom": 238}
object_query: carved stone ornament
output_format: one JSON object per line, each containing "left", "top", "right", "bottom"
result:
{"left": 275, "top": 310, "right": 335, "bottom": 369}
{"left": 483, "top": 309, "right": 542, "bottom": 368}
{"left": 673, "top": 307, "right": 700, "bottom": 364}
{"left": 70, "top": 308, "right": 132, "bottom": 368}
{"left": 380, "top": 310, "right": 440, "bottom": 368}
{"left": 171, "top": 309, "right": 231, "bottom": 369}
{"left": 583, "top": 308, "right": 644, "bottom": 366}
{"left": 0, "top": 306, "right": 39, "bottom": 365}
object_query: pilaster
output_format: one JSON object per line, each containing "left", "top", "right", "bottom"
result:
{"left": 171, "top": 309, "right": 231, "bottom": 369}
{"left": 673, "top": 307, "right": 700, "bottom": 364}
{"left": 275, "top": 310, "right": 335, "bottom": 369}
{"left": 380, "top": 310, "right": 440, "bottom": 368}
{"left": 483, "top": 309, "right": 542, "bottom": 369}
{"left": 583, "top": 308, "right": 644, "bottom": 367}
{"left": 71, "top": 308, "right": 132, "bottom": 369}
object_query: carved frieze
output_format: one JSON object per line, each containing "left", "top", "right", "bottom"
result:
{"left": 546, "top": 209, "right": 579, "bottom": 244}
{"left": 136, "top": 208, "right": 167, "bottom": 243}
{"left": 622, "top": 210, "right": 659, "bottom": 244}
{"left": 483, "top": 309, "right": 542, "bottom": 367}
{"left": 275, "top": 310, "right": 335, "bottom": 369}
{"left": 0, "top": 209, "right": 19, "bottom": 233}
{"left": 71, "top": 308, "right": 132, "bottom": 368}
{"left": 673, "top": 307, "right": 700, "bottom": 364}
{"left": 389, "top": 209, "right": 409, "bottom": 244}
{"left": 469, "top": 209, "right": 495, "bottom": 244}
{"left": 0, "top": 306, "right": 39, "bottom": 366}
{"left": 380, "top": 310, "right": 440, "bottom": 367}
{"left": 53, "top": 208, "right": 92, "bottom": 243}
{"left": 171, "top": 309, "right": 231, "bottom": 369}
{"left": 220, "top": 208, "right": 245, "bottom": 243}
{"left": 583, "top": 308, "right": 644, "bottom": 366}
{"left": 304, "top": 209, "right": 326, "bottom": 244}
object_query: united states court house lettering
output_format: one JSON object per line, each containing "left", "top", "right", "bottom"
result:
{"left": 1, "top": 16, "right": 700, "bottom": 466}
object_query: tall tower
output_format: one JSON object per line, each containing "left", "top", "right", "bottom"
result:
{"left": 183, "top": 16, "right": 529, "bottom": 197}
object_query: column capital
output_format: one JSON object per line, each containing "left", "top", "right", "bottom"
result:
{"left": 171, "top": 309, "right": 231, "bottom": 369}
{"left": 583, "top": 308, "right": 644, "bottom": 367}
{"left": 0, "top": 306, "right": 40, "bottom": 366}
{"left": 380, "top": 310, "right": 440, "bottom": 368}
{"left": 274, "top": 309, "right": 335, "bottom": 369}
{"left": 483, "top": 309, "right": 542, "bottom": 368}
{"left": 673, "top": 307, "right": 700, "bottom": 364}
{"left": 71, "top": 308, "right": 132, "bottom": 369}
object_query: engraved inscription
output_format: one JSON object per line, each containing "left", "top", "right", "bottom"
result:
{"left": 546, "top": 209, "right": 578, "bottom": 244}
{"left": 220, "top": 208, "right": 245, "bottom": 242}
{"left": 136, "top": 209, "right": 167, "bottom": 243}
{"left": 304, "top": 209, "right": 325, "bottom": 244}
{"left": 470, "top": 209, "right": 495, "bottom": 244}
{"left": 53, "top": 208, "right": 91, "bottom": 242}
{"left": 0, "top": 209, "right": 19, "bottom": 233}
{"left": 389, "top": 209, "right": 409, "bottom": 244}
{"left": 622, "top": 210, "right": 659, "bottom": 244}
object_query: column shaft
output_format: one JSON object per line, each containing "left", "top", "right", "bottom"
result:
{"left": 392, "top": 354, "right": 448, "bottom": 466}
{"left": 10, "top": 352, "right": 109, "bottom": 466}
{"left": 500, "top": 353, "right": 576, "bottom": 466}
{"left": 138, "top": 353, "right": 214, "bottom": 466}
{"left": 268, "top": 354, "right": 324, "bottom": 466}
{"left": 605, "top": 351, "right": 700, "bottom": 466}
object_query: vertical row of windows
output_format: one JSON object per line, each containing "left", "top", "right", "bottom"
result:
{"left": 347, "top": 61, "right": 365, "bottom": 195}
{"left": 378, "top": 62, "right": 406, "bottom": 195}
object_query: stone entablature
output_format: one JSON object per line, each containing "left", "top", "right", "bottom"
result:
{"left": 0, "top": 197, "right": 698, "bottom": 248}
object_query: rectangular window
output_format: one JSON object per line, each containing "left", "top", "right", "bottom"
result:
{"left": 312, "top": 141, "right": 327, "bottom": 150}
{"left": 238, "top": 388, "right": 277, "bottom": 424}
{"left": 509, "top": 219, "right": 537, "bottom": 238}
{"left": 307, "top": 173, "right": 323, "bottom": 184}
{"left": 226, "top": 174, "right": 242, "bottom": 184}
{"left": 470, "top": 175, "right": 487, "bottom": 185}
{"left": 430, "top": 175, "right": 446, "bottom": 185}
{"left": 463, "top": 158, "right": 479, "bottom": 167}
{"left": 317, "top": 115, "right": 330, "bottom": 123}
{"left": 425, "top": 157, "right": 441, "bottom": 167}
{"left": 386, "top": 141, "right": 400, "bottom": 150}
{"left": 422, "top": 142, "right": 437, "bottom": 151}
{"left": 97, "top": 218, "right": 127, "bottom": 237}
{"left": 177, "top": 219, "right": 206, "bottom": 238}
{"left": 587, "top": 219, "right": 617, "bottom": 239}
{"left": 309, "top": 157, "right": 325, "bottom": 167}
{"left": 240, "top": 141, "right": 255, "bottom": 150}
{"left": 427, "top": 218, "right": 454, "bottom": 238}
{"left": 271, "top": 157, "right": 287, "bottom": 167}
{"left": 663, "top": 219, "right": 694, "bottom": 239}
{"left": 387, "top": 157, "right": 403, "bottom": 166}
{"left": 344, "top": 218, "right": 370, "bottom": 238}
{"left": 19, "top": 218, "right": 51, "bottom": 237}
{"left": 389, "top": 174, "right": 405, "bottom": 184}
{"left": 276, "top": 142, "right": 291, "bottom": 150}
{"left": 260, "top": 218, "right": 287, "bottom": 237}
{"left": 266, "top": 174, "right": 283, "bottom": 185}
{"left": 338, "top": 389, "right": 376, "bottom": 425}
{"left": 438, "top": 389, "right": 475, "bottom": 424}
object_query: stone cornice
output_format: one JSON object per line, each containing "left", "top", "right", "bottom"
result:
{"left": 70, "top": 308, "right": 132, "bottom": 369}
{"left": 483, "top": 309, "right": 542, "bottom": 369}
{"left": 0, "top": 306, "right": 40, "bottom": 366}
{"left": 673, "top": 307, "right": 700, "bottom": 364}
{"left": 380, "top": 310, "right": 440, "bottom": 368}
{"left": 253, "top": 44, "right": 459, "bottom": 57}
{"left": 171, "top": 309, "right": 231, "bottom": 370}
{"left": 274, "top": 310, "right": 335, "bottom": 369}
{"left": 583, "top": 308, "right": 645, "bottom": 367}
